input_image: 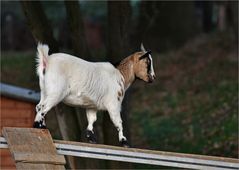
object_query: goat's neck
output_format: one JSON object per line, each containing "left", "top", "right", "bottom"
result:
{"left": 116, "top": 56, "right": 135, "bottom": 90}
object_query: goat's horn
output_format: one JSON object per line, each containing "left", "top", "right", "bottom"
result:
{"left": 141, "top": 43, "right": 146, "bottom": 52}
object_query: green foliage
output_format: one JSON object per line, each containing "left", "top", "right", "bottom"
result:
{"left": 130, "top": 32, "right": 238, "bottom": 163}
{"left": 1, "top": 51, "right": 38, "bottom": 89}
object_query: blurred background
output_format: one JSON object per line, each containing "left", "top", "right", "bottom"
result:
{"left": 1, "top": 0, "right": 238, "bottom": 169}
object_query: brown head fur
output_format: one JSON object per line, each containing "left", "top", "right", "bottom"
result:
{"left": 116, "top": 51, "right": 154, "bottom": 89}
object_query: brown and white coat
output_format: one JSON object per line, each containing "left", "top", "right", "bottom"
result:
{"left": 34, "top": 43, "right": 155, "bottom": 147}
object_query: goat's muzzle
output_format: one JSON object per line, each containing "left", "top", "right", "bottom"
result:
{"left": 148, "top": 74, "right": 156, "bottom": 83}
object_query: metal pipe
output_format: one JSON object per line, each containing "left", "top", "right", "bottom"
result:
{"left": 1, "top": 137, "right": 238, "bottom": 170}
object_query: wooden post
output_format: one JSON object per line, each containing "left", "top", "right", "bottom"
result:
{"left": 2, "top": 127, "right": 66, "bottom": 170}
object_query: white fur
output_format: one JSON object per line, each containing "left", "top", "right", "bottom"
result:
{"left": 35, "top": 43, "right": 126, "bottom": 141}
{"left": 141, "top": 43, "right": 155, "bottom": 78}
{"left": 148, "top": 54, "right": 155, "bottom": 77}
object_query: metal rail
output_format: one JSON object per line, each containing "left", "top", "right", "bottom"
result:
{"left": 1, "top": 137, "right": 238, "bottom": 170}
{"left": 0, "top": 82, "right": 40, "bottom": 103}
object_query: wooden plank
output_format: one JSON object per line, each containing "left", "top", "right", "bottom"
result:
{"left": 1, "top": 154, "right": 15, "bottom": 166}
{"left": 1, "top": 119, "right": 35, "bottom": 134}
{"left": 1, "top": 109, "right": 33, "bottom": 119}
{"left": 1, "top": 97, "right": 35, "bottom": 109}
{"left": 1, "top": 148, "right": 12, "bottom": 156}
{"left": 13, "top": 153, "right": 65, "bottom": 164}
{"left": 2, "top": 127, "right": 66, "bottom": 169}
{"left": 16, "top": 163, "right": 65, "bottom": 170}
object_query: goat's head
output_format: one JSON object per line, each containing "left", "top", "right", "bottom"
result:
{"left": 133, "top": 44, "right": 156, "bottom": 83}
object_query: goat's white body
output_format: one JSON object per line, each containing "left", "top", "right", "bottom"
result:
{"left": 35, "top": 44, "right": 126, "bottom": 141}
{"left": 39, "top": 53, "right": 124, "bottom": 111}
{"left": 35, "top": 43, "right": 155, "bottom": 145}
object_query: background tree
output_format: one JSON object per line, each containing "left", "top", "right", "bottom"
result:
{"left": 64, "top": 1, "right": 101, "bottom": 168}
{"left": 132, "top": 1, "right": 198, "bottom": 52}
{"left": 64, "top": 0, "right": 91, "bottom": 59}
{"left": 20, "top": 1, "right": 90, "bottom": 169}
{"left": 103, "top": 1, "right": 132, "bottom": 169}
{"left": 202, "top": 1, "right": 213, "bottom": 33}
{"left": 131, "top": 1, "right": 158, "bottom": 50}
{"left": 20, "top": 1, "right": 58, "bottom": 53}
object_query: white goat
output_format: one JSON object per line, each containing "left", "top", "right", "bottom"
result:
{"left": 34, "top": 43, "right": 155, "bottom": 147}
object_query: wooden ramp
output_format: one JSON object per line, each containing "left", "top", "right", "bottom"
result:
{"left": 2, "top": 127, "right": 66, "bottom": 170}
{"left": 1, "top": 127, "right": 239, "bottom": 170}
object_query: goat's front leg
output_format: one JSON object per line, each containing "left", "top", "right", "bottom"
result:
{"left": 86, "top": 109, "right": 97, "bottom": 143}
{"left": 108, "top": 109, "right": 130, "bottom": 147}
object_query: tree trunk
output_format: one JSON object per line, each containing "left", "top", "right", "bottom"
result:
{"left": 202, "top": 1, "right": 213, "bottom": 33}
{"left": 54, "top": 104, "right": 81, "bottom": 169}
{"left": 104, "top": 1, "right": 132, "bottom": 169}
{"left": 107, "top": 1, "right": 132, "bottom": 61}
{"left": 227, "top": 1, "right": 238, "bottom": 41}
{"left": 20, "top": 1, "right": 82, "bottom": 169}
{"left": 20, "top": 1, "right": 58, "bottom": 54}
{"left": 137, "top": 1, "right": 198, "bottom": 52}
{"left": 131, "top": 1, "right": 159, "bottom": 51}
{"left": 64, "top": 0, "right": 91, "bottom": 59}
{"left": 64, "top": 1, "right": 101, "bottom": 168}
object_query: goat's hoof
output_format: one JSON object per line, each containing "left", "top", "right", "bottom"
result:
{"left": 86, "top": 130, "right": 97, "bottom": 144}
{"left": 33, "top": 121, "right": 46, "bottom": 129}
{"left": 120, "top": 139, "right": 130, "bottom": 148}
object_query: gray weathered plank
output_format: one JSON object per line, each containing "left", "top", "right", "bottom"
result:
{"left": 2, "top": 127, "right": 66, "bottom": 170}
{"left": 16, "top": 163, "right": 65, "bottom": 170}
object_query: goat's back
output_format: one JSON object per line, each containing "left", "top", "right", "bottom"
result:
{"left": 44, "top": 53, "right": 122, "bottom": 110}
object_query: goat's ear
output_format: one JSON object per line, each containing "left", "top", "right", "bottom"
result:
{"left": 141, "top": 43, "right": 146, "bottom": 52}
{"left": 139, "top": 51, "right": 151, "bottom": 60}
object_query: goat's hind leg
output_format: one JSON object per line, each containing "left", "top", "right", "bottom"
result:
{"left": 33, "top": 95, "right": 63, "bottom": 129}
{"left": 34, "top": 75, "right": 67, "bottom": 128}
{"left": 33, "top": 103, "right": 47, "bottom": 129}
{"left": 34, "top": 78, "right": 47, "bottom": 128}
{"left": 34, "top": 90, "right": 47, "bottom": 128}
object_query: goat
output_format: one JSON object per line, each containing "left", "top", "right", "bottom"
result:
{"left": 34, "top": 43, "right": 156, "bottom": 147}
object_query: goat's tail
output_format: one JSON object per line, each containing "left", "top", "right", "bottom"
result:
{"left": 36, "top": 43, "right": 49, "bottom": 78}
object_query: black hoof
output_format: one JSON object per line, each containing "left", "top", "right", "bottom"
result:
{"left": 33, "top": 121, "right": 46, "bottom": 129}
{"left": 120, "top": 139, "right": 130, "bottom": 148}
{"left": 85, "top": 130, "right": 97, "bottom": 144}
